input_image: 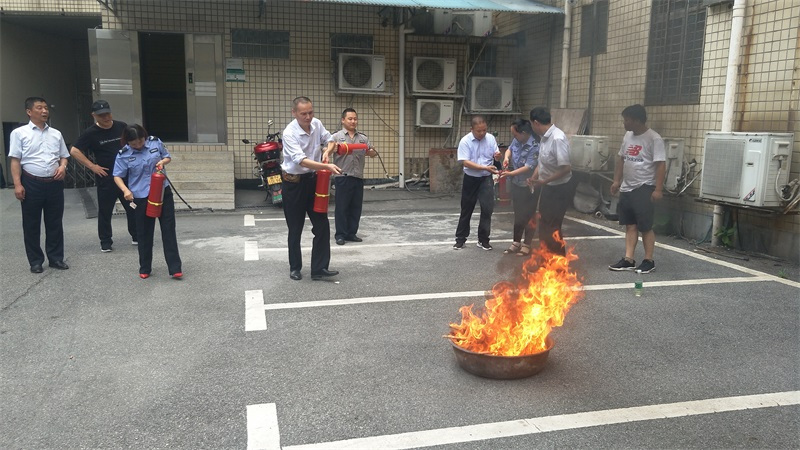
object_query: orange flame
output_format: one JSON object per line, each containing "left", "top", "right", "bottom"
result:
{"left": 446, "top": 233, "right": 583, "bottom": 356}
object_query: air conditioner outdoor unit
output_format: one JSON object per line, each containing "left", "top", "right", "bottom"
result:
{"left": 415, "top": 99, "right": 454, "bottom": 128}
{"left": 432, "top": 10, "right": 493, "bottom": 37}
{"left": 412, "top": 57, "right": 457, "bottom": 94}
{"left": 569, "top": 135, "right": 609, "bottom": 171}
{"left": 699, "top": 132, "right": 794, "bottom": 207}
{"left": 469, "top": 77, "right": 513, "bottom": 112}
{"left": 662, "top": 137, "right": 685, "bottom": 191}
{"left": 338, "top": 53, "right": 386, "bottom": 92}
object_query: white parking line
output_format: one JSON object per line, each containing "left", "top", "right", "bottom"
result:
{"left": 244, "top": 214, "right": 256, "bottom": 226}
{"left": 247, "top": 211, "right": 517, "bottom": 224}
{"left": 250, "top": 276, "right": 773, "bottom": 313}
{"left": 283, "top": 391, "right": 800, "bottom": 450}
{"left": 565, "top": 216, "right": 800, "bottom": 289}
{"left": 245, "top": 290, "right": 267, "bottom": 331}
{"left": 245, "top": 241, "right": 259, "bottom": 261}
{"left": 246, "top": 403, "right": 280, "bottom": 450}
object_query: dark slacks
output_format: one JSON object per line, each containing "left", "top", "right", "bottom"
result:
{"left": 132, "top": 187, "right": 182, "bottom": 275}
{"left": 510, "top": 183, "right": 541, "bottom": 246}
{"left": 20, "top": 175, "right": 65, "bottom": 266}
{"left": 282, "top": 174, "right": 331, "bottom": 274}
{"left": 96, "top": 176, "right": 137, "bottom": 247}
{"left": 538, "top": 181, "right": 575, "bottom": 256}
{"left": 333, "top": 176, "right": 364, "bottom": 240}
{"left": 455, "top": 174, "right": 495, "bottom": 244}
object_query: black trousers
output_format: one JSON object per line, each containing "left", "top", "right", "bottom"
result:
{"left": 132, "top": 187, "right": 181, "bottom": 275}
{"left": 20, "top": 175, "right": 64, "bottom": 266}
{"left": 455, "top": 174, "right": 494, "bottom": 244}
{"left": 96, "top": 176, "right": 137, "bottom": 247}
{"left": 333, "top": 176, "right": 364, "bottom": 240}
{"left": 282, "top": 174, "right": 331, "bottom": 274}
{"left": 510, "top": 183, "right": 541, "bottom": 246}
{"left": 538, "top": 181, "right": 575, "bottom": 256}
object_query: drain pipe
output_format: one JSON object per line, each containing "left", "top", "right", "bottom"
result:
{"left": 560, "top": 0, "right": 572, "bottom": 108}
{"left": 398, "top": 23, "right": 414, "bottom": 189}
{"left": 713, "top": 0, "right": 747, "bottom": 245}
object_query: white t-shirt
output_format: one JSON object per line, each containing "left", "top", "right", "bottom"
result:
{"left": 618, "top": 128, "right": 666, "bottom": 192}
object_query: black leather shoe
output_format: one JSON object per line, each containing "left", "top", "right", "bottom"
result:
{"left": 290, "top": 270, "right": 302, "bottom": 281}
{"left": 311, "top": 269, "right": 339, "bottom": 280}
{"left": 336, "top": 238, "right": 345, "bottom": 245}
{"left": 49, "top": 261, "right": 69, "bottom": 270}
{"left": 346, "top": 236, "right": 363, "bottom": 242}
{"left": 30, "top": 264, "right": 43, "bottom": 273}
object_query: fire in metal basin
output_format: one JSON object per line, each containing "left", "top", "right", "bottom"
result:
{"left": 445, "top": 235, "right": 583, "bottom": 379}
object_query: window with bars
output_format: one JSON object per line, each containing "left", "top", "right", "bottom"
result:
{"left": 231, "top": 29, "right": 290, "bottom": 59}
{"left": 330, "top": 34, "right": 374, "bottom": 62}
{"left": 469, "top": 44, "right": 497, "bottom": 77}
{"left": 645, "top": 0, "right": 706, "bottom": 105}
{"left": 580, "top": 0, "right": 608, "bottom": 57}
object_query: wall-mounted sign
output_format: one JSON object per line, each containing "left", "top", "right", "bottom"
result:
{"left": 226, "top": 58, "right": 245, "bottom": 82}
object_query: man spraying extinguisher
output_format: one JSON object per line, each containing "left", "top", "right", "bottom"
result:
{"left": 113, "top": 124, "right": 183, "bottom": 280}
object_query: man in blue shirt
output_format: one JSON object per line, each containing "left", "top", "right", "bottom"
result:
{"left": 9, "top": 97, "right": 71, "bottom": 273}
{"left": 454, "top": 116, "right": 500, "bottom": 250}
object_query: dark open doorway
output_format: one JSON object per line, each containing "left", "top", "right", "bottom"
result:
{"left": 139, "top": 32, "right": 188, "bottom": 141}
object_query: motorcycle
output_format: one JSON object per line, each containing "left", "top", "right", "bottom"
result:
{"left": 243, "top": 119, "right": 283, "bottom": 206}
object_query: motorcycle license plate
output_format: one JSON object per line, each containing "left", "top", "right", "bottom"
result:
{"left": 267, "top": 174, "right": 282, "bottom": 185}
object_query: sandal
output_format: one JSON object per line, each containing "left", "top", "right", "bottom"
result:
{"left": 516, "top": 244, "right": 531, "bottom": 256}
{"left": 503, "top": 242, "right": 521, "bottom": 254}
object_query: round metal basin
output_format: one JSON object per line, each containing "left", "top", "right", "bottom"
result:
{"left": 450, "top": 337, "right": 554, "bottom": 379}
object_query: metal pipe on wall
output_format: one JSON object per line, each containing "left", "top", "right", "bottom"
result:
{"left": 712, "top": 0, "right": 747, "bottom": 245}
{"left": 399, "top": 23, "right": 407, "bottom": 189}
{"left": 560, "top": 0, "right": 572, "bottom": 109}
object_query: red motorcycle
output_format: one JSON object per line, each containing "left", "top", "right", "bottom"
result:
{"left": 243, "top": 119, "right": 283, "bottom": 205}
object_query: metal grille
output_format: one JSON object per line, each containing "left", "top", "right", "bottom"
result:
{"left": 231, "top": 29, "right": 289, "bottom": 59}
{"left": 341, "top": 56, "right": 372, "bottom": 88}
{"left": 419, "top": 102, "right": 441, "bottom": 125}
{"left": 645, "top": 0, "right": 706, "bottom": 105}
{"left": 701, "top": 138, "right": 744, "bottom": 198}
{"left": 416, "top": 60, "right": 445, "bottom": 91}
{"left": 474, "top": 79, "right": 502, "bottom": 109}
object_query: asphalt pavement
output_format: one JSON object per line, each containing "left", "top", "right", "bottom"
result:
{"left": 1, "top": 186, "right": 798, "bottom": 449}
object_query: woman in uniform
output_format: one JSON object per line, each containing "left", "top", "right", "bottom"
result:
{"left": 113, "top": 124, "right": 182, "bottom": 279}
{"left": 499, "top": 118, "right": 540, "bottom": 256}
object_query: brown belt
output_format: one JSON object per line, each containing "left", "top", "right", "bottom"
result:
{"left": 282, "top": 171, "right": 315, "bottom": 183}
{"left": 22, "top": 170, "right": 56, "bottom": 183}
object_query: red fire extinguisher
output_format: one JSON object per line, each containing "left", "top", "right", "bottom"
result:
{"left": 497, "top": 171, "right": 511, "bottom": 206}
{"left": 146, "top": 168, "right": 167, "bottom": 218}
{"left": 313, "top": 169, "right": 332, "bottom": 213}
{"left": 336, "top": 142, "right": 369, "bottom": 156}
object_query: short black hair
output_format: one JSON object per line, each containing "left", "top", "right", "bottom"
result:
{"left": 470, "top": 115, "right": 487, "bottom": 127}
{"left": 121, "top": 124, "right": 148, "bottom": 146}
{"left": 529, "top": 107, "right": 551, "bottom": 125}
{"left": 511, "top": 118, "right": 533, "bottom": 135}
{"left": 622, "top": 104, "right": 647, "bottom": 123}
{"left": 25, "top": 97, "right": 47, "bottom": 111}
{"left": 292, "top": 96, "right": 312, "bottom": 109}
{"left": 341, "top": 107, "right": 357, "bottom": 118}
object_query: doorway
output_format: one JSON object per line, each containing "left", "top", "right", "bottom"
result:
{"left": 139, "top": 32, "right": 188, "bottom": 141}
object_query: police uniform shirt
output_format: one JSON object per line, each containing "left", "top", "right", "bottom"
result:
{"left": 113, "top": 137, "right": 171, "bottom": 198}
{"left": 329, "top": 129, "right": 371, "bottom": 179}
{"left": 9, "top": 121, "right": 70, "bottom": 177}
{"left": 457, "top": 131, "right": 498, "bottom": 177}
{"left": 508, "top": 135, "right": 539, "bottom": 187}
{"left": 281, "top": 117, "right": 332, "bottom": 175}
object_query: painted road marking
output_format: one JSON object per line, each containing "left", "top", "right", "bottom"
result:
{"left": 257, "top": 235, "right": 621, "bottom": 253}
{"left": 248, "top": 211, "right": 516, "bottom": 224}
{"left": 245, "top": 290, "right": 267, "bottom": 331}
{"left": 245, "top": 241, "right": 259, "bottom": 261}
{"left": 252, "top": 276, "right": 773, "bottom": 312}
{"left": 283, "top": 391, "right": 800, "bottom": 450}
{"left": 244, "top": 214, "right": 255, "bottom": 226}
{"left": 565, "top": 216, "right": 800, "bottom": 289}
{"left": 246, "top": 403, "right": 280, "bottom": 450}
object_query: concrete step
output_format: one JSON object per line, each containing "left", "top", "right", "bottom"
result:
{"left": 164, "top": 150, "right": 235, "bottom": 210}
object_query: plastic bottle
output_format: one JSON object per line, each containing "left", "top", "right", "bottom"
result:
{"left": 634, "top": 269, "right": 643, "bottom": 297}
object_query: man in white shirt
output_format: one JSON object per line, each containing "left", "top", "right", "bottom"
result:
{"left": 608, "top": 104, "right": 666, "bottom": 274}
{"left": 529, "top": 107, "right": 573, "bottom": 256}
{"left": 9, "top": 97, "right": 71, "bottom": 273}
{"left": 453, "top": 116, "right": 499, "bottom": 250}
{"left": 281, "top": 96, "right": 342, "bottom": 281}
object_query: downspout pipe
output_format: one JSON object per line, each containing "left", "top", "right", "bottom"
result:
{"left": 712, "top": 0, "right": 747, "bottom": 245}
{"left": 560, "top": 0, "right": 572, "bottom": 109}
{"left": 398, "top": 24, "right": 413, "bottom": 189}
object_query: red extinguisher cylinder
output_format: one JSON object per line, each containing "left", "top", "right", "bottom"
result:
{"left": 146, "top": 170, "right": 167, "bottom": 218}
{"left": 336, "top": 143, "right": 369, "bottom": 156}
{"left": 313, "top": 170, "right": 332, "bottom": 213}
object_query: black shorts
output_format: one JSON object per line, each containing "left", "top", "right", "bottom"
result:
{"left": 617, "top": 184, "right": 655, "bottom": 231}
